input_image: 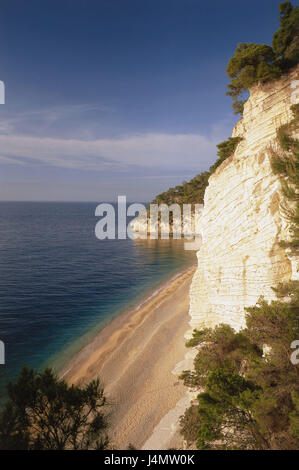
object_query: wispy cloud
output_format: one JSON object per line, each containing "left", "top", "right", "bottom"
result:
{"left": 0, "top": 131, "right": 219, "bottom": 172}
{"left": 0, "top": 103, "right": 235, "bottom": 186}
{"left": 0, "top": 106, "right": 234, "bottom": 200}
{"left": 0, "top": 103, "right": 115, "bottom": 138}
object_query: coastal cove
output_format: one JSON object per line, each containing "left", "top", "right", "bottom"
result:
{"left": 0, "top": 201, "right": 196, "bottom": 397}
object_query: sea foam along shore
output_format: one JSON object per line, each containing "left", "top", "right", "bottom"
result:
{"left": 61, "top": 265, "right": 196, "bottom": 450}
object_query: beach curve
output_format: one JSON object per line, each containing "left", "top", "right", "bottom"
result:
{"left": 62, "top": 265, "right": 196, "bottom": 449}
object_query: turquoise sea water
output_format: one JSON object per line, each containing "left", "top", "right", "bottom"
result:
{"left": 0, "top": 202, "right": 195, "bottom": 395}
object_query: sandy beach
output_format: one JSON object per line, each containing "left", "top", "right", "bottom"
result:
{"left": 62, "top": 265, "right": 195, "bottom": 450}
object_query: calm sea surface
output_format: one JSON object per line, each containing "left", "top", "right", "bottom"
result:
{"left": 0, "top": 202, "right": 195, "bottom": 395}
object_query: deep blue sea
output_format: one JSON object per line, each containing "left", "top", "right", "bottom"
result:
{"left": 0, "top": 202, "right": 195, "bottom": 396}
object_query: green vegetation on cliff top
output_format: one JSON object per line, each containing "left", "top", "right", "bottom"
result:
{"left": 150, "top": 136, "right": 243, "bottom": 208}
{"left": 151, "top": 1, "right": 298, "bottom": 209}
{"left": 227, "top": 1, "right": 299, "bottom": 114}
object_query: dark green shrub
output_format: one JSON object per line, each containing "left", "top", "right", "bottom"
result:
{"left": 151, "top": 171, "right": 210, "bottom": 208}
{"left": 227, "top": 2, "right": 299, "bottom": 114}
{"left": 209, "top": 136, "right": 243, "bottom": 173}
{"left": 0, "top": 367, "right": 109, "bottom": 450}
{"left": 271, "top": 104, "right": 299, "bottom": 249}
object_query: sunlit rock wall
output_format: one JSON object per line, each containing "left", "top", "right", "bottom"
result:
{"left": 189, "top": 66, "right": 299, "bottom": 331}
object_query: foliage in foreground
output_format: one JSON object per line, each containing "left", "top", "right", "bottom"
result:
{"left": 0, "top": 367, "right": 109, "bottom": 450}
{"left": 227, "top": 1, "right": 299, "bottom": 114}
{"left": 180, "top": 290, "right": 299, "bottom": 449}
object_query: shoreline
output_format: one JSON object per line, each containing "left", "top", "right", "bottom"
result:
{"left": 62, "top": 265, "right": 196, "bottom": 449}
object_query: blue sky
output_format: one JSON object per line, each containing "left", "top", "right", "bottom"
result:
{"left": 0, "top": 0, "right": 292, "bottom": 201}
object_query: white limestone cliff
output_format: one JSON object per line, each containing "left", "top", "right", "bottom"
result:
{"left": 189, "top": 66, "right": 299, "bottom": 331}
{"left": 129, "top": 206, "right": 201, "bottom": 238}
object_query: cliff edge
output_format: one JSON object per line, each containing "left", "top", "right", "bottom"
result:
{"left": 189, "top": 66, "right": 299, "bottom": 331}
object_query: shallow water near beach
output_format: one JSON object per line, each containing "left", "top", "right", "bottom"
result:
{"left": 0, "top": 202, "right": 195, "bottom": 394}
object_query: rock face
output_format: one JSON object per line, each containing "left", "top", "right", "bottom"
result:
{"left": 189, "top": 67, "right": 299, "bottom": 331}
{"left": 129, "top": 206, "right": 202, "bottom": 238}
